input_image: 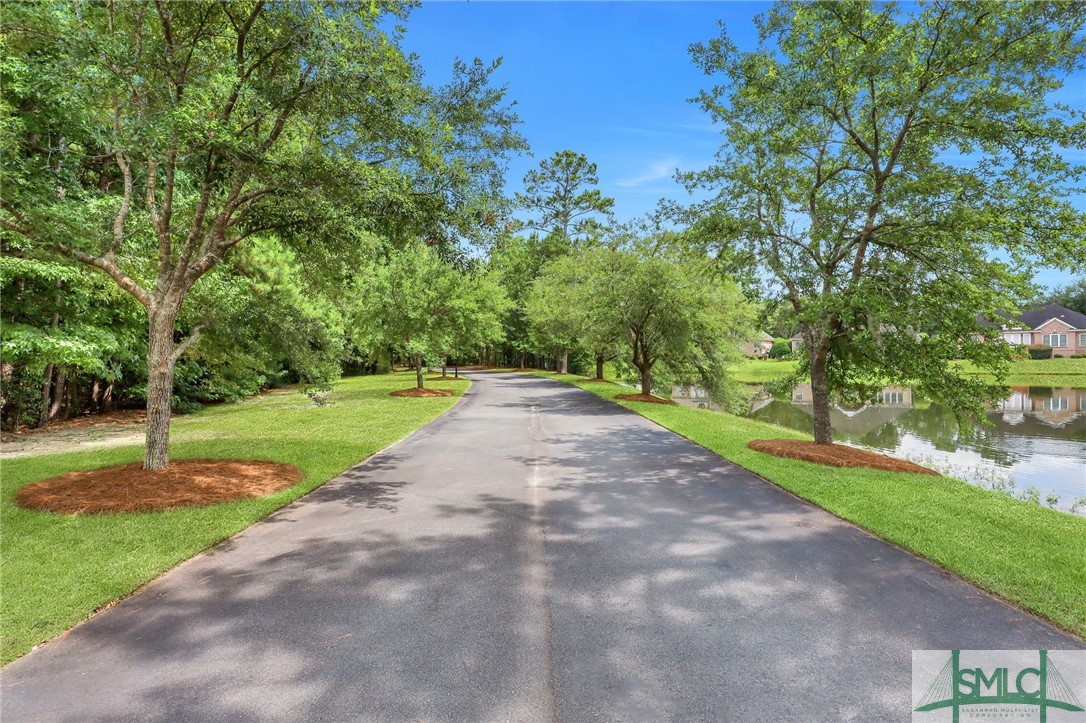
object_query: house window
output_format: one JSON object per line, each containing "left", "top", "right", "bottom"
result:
{"left": 1043, "top": 396, "right": 1069, "bottom": 411}
{"left": 877, "top": 391, "right": 904, "bottom": 405}
{"left": 1080, "top": 333, "right": 1086, "bottom": 346}
{"left": 1042, "top": 333, "right": 1067, "bottom": 347}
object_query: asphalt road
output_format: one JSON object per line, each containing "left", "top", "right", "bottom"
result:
{"left": 2, "top": 371, "right": 1080, "bottom": 721}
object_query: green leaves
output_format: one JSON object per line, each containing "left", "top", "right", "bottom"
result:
{"left": 516, "top": 150, "right": 614, "bottom": 244}
{"left": 354, "top": 240, "right": 509, "bottom": 366}
{"left": 688, "top": 0, "right": 1086, "bottom": 425}
{"left": 527, "top": 242, "right": 754, "bottom": 404}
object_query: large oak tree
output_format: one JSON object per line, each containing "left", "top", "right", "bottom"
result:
{"left": 687, "top": 1, "right": 1086, "bottom": 444}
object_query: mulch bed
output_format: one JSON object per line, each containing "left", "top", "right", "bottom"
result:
{"left": 615, "top": 393, "right": 678, "bottom": 406}
{"left": 15, "top": 459, "right": 304, "bottom": 515}
{"left": 747, "top": 439, "right": 940, "bottom": 475}
{"left": 389, "top": 387, "right": 454, "bottom": 398}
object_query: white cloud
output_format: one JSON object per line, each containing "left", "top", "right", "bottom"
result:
{"left": 616, "top": 156, "right": 681, "bottom": 188}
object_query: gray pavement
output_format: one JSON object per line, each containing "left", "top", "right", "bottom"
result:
{"left": 1, "top": 371, "right": 1081, "bottom": 721}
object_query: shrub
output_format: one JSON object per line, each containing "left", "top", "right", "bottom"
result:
{"left": 1009, "top": 344, "right": 1030, "bottom": 361}
{"left": 768, "top": 340, "right": 793, "bottom": 359}
{"left": 1070, "top": 353, "right": 1086, "bottom": 359}
{"left": 1027, "top": 345, "right": 1053, "bottom": 359}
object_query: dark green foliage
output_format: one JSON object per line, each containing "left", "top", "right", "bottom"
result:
{"left": 1028, "top": 346, "right": 1054, "bottom": 360}
{"left": 1043, "top": 278, "right": 1086, "bottom": 315}
{"left": 767, "top": 341, "right": 792, "bottom": 360}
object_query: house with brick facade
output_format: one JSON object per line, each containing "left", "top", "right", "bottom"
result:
{"left": 983, "top": 303, "right": 1086, "bottom": 357}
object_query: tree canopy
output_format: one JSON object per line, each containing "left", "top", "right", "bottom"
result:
{"left": 1, "top": 1, "right": 524, "bottom": 466}
{"left": 686, "top": 0, "right": 1086, "bottom": 443}
{"left": 516, "top": 150, "right": 614, "bottom": 244}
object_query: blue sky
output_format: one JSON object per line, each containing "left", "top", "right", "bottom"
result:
{"left": 399, "top": 1, "right": 1083, "bottom": 290}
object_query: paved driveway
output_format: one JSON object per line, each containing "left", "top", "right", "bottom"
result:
{"left": 2, "top": 372, "right": 1080, "bottom": 721}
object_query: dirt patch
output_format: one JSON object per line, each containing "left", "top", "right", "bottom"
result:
{"left": 615, "top": 393, "right": 677, "bottom": 405}
{"left": 389, "top": 387, "right": 454, "bottom": 398}
{"left": 578, "top": 378, "right": 616, "bottom": 384}
{"left": 747, "top": 439, "right": 940, "bottom": 475}
{"left": 15, "top": 459, "right": 304, "bottom": 515}
{"left": 1, "top": 410, "right": 149, "bottom": 443}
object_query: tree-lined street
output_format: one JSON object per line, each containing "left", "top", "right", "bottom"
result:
{"left": 2, "top": 372, "right": 1077, "bottom": 720}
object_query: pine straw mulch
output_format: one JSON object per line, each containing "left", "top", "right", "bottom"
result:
{"left": 389, "top": 387, "right": 454, "bottom": 398}
{"left": 614, "top": 393, "right": 678, "bottom": 406}
{"left": 15, "top": 459, "right": 304, "bottom": 515}
{"left": 747, "top": 439, "right": 940, "bottom": 475}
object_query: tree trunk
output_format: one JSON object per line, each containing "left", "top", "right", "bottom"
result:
{"left": 595, "top": 354, "right": 604, "bottom": 380}
{"left": 143, "top": 312, "right": 178, "bottom": 470}
{"left": 40, "top": 279, "right": 62, "bottom": 426}
{"left": 48, "top": 369, "right": 67, "bottom": 421}
{"left": 559, "top": 350, "right": 568, "bottom": 374}
{"left": 63, "top": 371, "right": 76, "bottom": 418}
{"left": 39, "top": 363, "right": 54, "bottom": 426}
{"left": 809, "top": 344, "right": 833, "bottom": 445}
{"left": 454, "top": 361, "right": 459, "bottom": 379}
{"left": 519, "top": 351, "right": 526, "bottom": 369}
{"left": 442, "top": 357, "right": 447, "bottom": 378}
{"left": 414, "top": 354, "right": 424, "bottom": 389}
{"left": 102, "top": 381, "right": 115, "bottom": 412}
{"left": 639, "top": 365, "right": 652, "bottom": 396}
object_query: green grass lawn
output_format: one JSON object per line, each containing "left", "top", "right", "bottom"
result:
{"left": 730, "top": 359, "right": 800, "bottom": 383}
{"left": 0, "top": 373, "right": 468, "bottom": 664}
{"left": 530, "top": 371, "right": 1086, "bottom": 639}
{"left": 731, "top": 357, "right": 1086, "bottom": 387}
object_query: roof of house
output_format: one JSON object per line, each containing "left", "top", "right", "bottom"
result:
{"left": 756, "top": 330, "right": 774, "bottom": 342}
{"left": 984, "top": 303, "right": 1086, "bottom": 331}
{"left": 1015, "top": 303, "right": 1086, "bottom": 330}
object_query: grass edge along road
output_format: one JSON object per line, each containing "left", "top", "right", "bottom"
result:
{"left": 0, "top": 372, "right": 468, "bottom": 664}
{"left": 530, "top": 371, "right": 1086, "bottom": 641}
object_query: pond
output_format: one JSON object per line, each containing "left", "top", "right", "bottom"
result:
{"left": 673, "top": 383, "right": 1086, "bottom": 514}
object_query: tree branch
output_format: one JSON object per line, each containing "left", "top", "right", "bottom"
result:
{"left": 171, "top": 323, "right": 206, "bottom": 362}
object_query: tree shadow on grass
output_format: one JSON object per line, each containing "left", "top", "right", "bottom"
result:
{"left": 2, "top": 370, "right": 1079, "bottom": 721}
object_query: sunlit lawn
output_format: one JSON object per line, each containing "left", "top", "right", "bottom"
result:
{"left": 0, "top": 373, "right": 468, "bottom": 664}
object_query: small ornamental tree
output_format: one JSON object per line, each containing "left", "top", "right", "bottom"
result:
{"left": 444, "top": 270, "right": 511, "bottom": 376}
{"left": 528, "top": 252, "right": 623, "bottom": 379}
{"left": 603, "top": 249, "right": 753, "bottom": 400}
{"left": 356, "top": 242, "right": 463, "bottom": 391}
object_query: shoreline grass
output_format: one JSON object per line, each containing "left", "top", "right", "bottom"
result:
{"left": 530, "top": 371, "right": 1086, "bottom": 640}
{"left": 730, "top": 358, "right": 1086, "bottom": 388}
{"left": 0, "top": 373, "right": 468, "bottom": 664}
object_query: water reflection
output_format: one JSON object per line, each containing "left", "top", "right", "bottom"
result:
{"left": 674, "top": 383, "right": 1086, "bottom": 513}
